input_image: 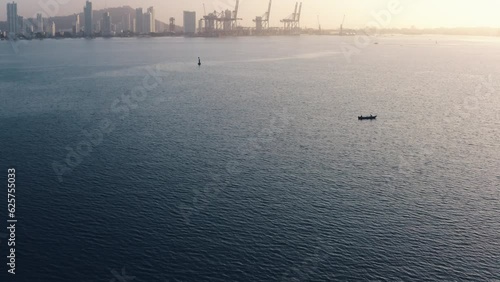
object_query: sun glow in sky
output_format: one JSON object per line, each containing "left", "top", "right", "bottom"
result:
{"left": 4, "top": 0, "right": 500, "bottom": 29}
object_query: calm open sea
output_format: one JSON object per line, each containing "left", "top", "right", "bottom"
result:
{"left": 0, "top": 35, "right": 499, "bottom": 281}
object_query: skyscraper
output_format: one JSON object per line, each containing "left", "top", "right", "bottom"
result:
{"left": 84, "top": 1, "right": 93, "bottom": 37}
{"left": 36, "top": 13, "right": 43, "bottom": 33}
{"left": 17, "top": 16, "right": 24, "bottom": 35}
{"left": 122, "top": 13, "right": 131, "bottom": 32}
{"left": 135, "top": 8, "right": 143, "bottom": 34}
{"left": 7, "top": 2, "right": 18, "bottom": 36}
{"left": 44, "top": 18, "right": 51, "bottom": 34}
{"left": 183, "top": 11, "right": 196, "bottom": 35}
{"left": 147, "top": 7, "right": 155, "bottom": 33}
{"left": 95, "top": 20, "right": 101, "bottom": 33}
{"left": 102, "top": 12, "right": 112, "bottom": 36}
{"left": 143, "top": 12, "right": 153, "bottom": 34}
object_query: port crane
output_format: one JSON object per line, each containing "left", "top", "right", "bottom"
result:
{"left": 232, "top": 0, "right": 240, "bottom": 29}
{"left": 253, "top": 0, "right": 272, "bottom": 30}
{"left": 280, "top": 2, "right": 302, "bottom": 33}
{"left": 198, "top": 3, "right": 207, "bottom": 33}
{"left": 297, "top": 2, "right": 302, "bottom": 25}
{"left": 203, "top": 0, "right": 242, "bottom": 35}
{"left": 340, "top": 14, "right": 345, "bottom": 35}
{"left": 317, "top": 15, "right": 321, "bottom": 33}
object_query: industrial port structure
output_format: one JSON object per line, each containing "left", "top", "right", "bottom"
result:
{"left": 198, "top": 0, "right": 241, "bottom": 36}
{"left": 253, "top": 0, "right": 273, "bottom": 34}
{"left": 197, "top": 1, "right": 303, "bottom": 37}
{"left": 280, "top": 2, "right": 302, "bottom": 34}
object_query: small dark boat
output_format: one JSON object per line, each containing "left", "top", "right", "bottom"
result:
{"left": 198, "top": 57, "right": 201, "bottom": 66}
{"left": 358, "top": 115, "right": 377, "bottom": 120}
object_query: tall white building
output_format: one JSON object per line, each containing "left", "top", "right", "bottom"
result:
{"left": 183, "top": 11, "right": 196, "bottom": 35}
{"left": 147, "top": 7, "right": 155, "bottom": 33}
{"left": 74, "top": 14, "right": 80, "bottom": 35}
{"left": 7, "top": 2, "right": 18, "bottom": 35}
{"left": 49, "top": 22, "right": 56, "bottom": 36}
{"left": 135, "top": 8, "right": 143, "bottom": 34}
{"left": 84, "top": 1, "right": 93, "bottom": 37}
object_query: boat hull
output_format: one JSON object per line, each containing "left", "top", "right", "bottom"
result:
{"left": 358, "top": 116, "right": 377, "bottom": 120}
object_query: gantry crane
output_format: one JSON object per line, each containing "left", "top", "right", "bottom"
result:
{"left": 232, "top": 0, "right": 240, "bottom": 29}
{"left": 317, "top": 15, "right": 321, "bottom": 33}
{"left": 297, "top": 2, "right": 302, "bottom": 25}
{"left": 203, "top": 0, "right": 242, "bottom": 35}
{"left": 266, "top": 0, "right": 272, "bottom": 28}
{"left": 253, "top": 0, "right": 272, "bottom": 31}
{"left": 280, "top": 2, "right": 302, "bottom": 33}
{"left": 340, "top": 14, "right": 345, "bottom": 35}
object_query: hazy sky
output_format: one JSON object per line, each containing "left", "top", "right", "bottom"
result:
{"left": 3, "top": 0, "right": 500, "bottom": 29}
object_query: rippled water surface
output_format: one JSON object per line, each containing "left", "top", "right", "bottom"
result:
{"left": 0, "top": 35, "right": 499, "bottom": 281}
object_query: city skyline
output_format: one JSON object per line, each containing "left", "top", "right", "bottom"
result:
{"left": 2, "top": 0, "right": 500, "bottom": 29}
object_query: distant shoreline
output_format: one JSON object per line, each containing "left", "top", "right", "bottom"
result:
{"left": 2, "top": 32, "right": 500, "bottom": 41}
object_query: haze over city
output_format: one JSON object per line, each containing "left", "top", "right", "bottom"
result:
{"left": 2, "top": 0, "right": 500, "bottom": 279}
{"left": 3, "top": 0, "right": 500, "bottom": 29}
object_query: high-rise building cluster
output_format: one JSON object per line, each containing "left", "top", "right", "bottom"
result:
{"left": 2, "top": 1, "right": 202, "bottom": 39}
{"left": 135, "top": 6, "right": 156, "bottom": 34}
{"left": 4, "top": 1, "right": 56, "bottom": 38}
{"left": 81, "top": 1, "right": 159, "bottom": 36}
